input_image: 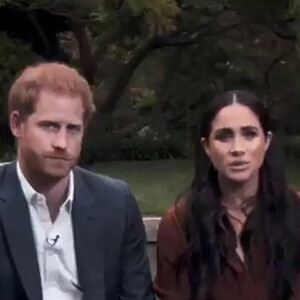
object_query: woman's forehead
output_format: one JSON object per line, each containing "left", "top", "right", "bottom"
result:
{"left": 211, "top": 104, "right": 261, "bottom": 131}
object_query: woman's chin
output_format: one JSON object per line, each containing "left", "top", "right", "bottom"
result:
{"left": 226, "top": 172, "right": 253, "bottom": 184}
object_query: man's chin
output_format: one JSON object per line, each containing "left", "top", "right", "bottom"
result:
{"left": 44, "top": 166, "right": 73, "bottom": 180}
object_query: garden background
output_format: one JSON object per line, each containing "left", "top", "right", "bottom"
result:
{"left": 1, "top": 0, "right": 300, "bottom": 215}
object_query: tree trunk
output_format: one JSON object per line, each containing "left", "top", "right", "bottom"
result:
{"left": 69, "top": 20, "right": 96, "bottom": 85}
{"left": 99, "top": 37, "right": 158, "bottom": 114}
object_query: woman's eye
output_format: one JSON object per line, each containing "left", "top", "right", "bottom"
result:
{"left": 243, "top": 130, "right": 257, "bottom": 139}
{"left": 215, "top": 132, "right": 232, "bottom": 142}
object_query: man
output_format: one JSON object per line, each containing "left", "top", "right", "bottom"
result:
{"left": 0, "top": 62, "right": 154, "bottom": 300}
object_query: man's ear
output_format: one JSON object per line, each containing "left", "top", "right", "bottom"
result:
{"left": 201, "top": 137, "right": 210, "bottom": 157}
{"left": 10, "top": 111, "right": 24, "bottom": 138}
{"left": 265, "top": 131, "right": 273, "bottom": 152}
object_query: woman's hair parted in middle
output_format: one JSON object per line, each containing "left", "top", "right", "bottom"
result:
{"left": 184, "top": 90, "right": 300, "bottom": 300}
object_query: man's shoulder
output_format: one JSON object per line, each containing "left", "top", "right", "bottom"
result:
{"left": 74, "top": 166, "right": 129, "bottom": 194}
{"left": 0, "top": 161, "right": 16, "bottom": 176}
{"left": 0, "top": 161, "right": 15, "bottom": 169}
{"left": 74, "top": 167, "right": 134, "bottom": 212}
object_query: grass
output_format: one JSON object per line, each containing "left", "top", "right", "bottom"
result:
{"left": 88, "top": 158, "right": 300, "bottom": 216}
{"left": 88, "top": 159, "right": 193, "bottom": 216}
{"left": 286, "top": 159, "right": 300, "bottom": 190}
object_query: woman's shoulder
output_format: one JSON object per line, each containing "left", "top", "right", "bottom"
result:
{"left": 286, "top": 189, "right": 300, "bottom": 211}
{"left": 160, "top": 198, "right": 187, "bottom": 229}
{"left": 157, "top": 198, "right": 188, "bottom": 260}
{"left": 287, "top": 188, "right": 300, "bottom": 201}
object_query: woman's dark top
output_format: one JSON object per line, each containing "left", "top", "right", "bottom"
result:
{"left": 154, "top": 198, "right": 300, "bottom": 300}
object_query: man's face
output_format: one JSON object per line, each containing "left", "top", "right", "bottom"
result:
{"left": 11, "top": 89, "right": 85, "bottom": 180}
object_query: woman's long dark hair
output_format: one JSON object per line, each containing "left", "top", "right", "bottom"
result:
{"left": 185, "top": 90, "right": 300, "bottom": 299}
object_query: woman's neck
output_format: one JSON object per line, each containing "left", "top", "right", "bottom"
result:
{"left": 219, "top": 172, "right": 259, "bottom": 211}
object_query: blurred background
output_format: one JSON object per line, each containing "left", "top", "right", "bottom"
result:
{"left": 1, "top": 0, "right": 300, "bottom": 215}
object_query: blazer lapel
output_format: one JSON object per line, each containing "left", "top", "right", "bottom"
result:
{"left": 0, "top": 162, "right": 42, "bottom": 300}
{"left": 72, "top": 168, "right": 105, "bottom": 300}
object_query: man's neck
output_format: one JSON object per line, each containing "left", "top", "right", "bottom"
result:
{"left": 43, "top": 179, "right": 70, "bottom": 222}
{"left": 19, "top": 160, "right": 70, "bottom": 221}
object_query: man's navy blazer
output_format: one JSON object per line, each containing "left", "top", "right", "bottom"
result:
{"left": 0, "top": 162, "right": 154, "bottom": 300}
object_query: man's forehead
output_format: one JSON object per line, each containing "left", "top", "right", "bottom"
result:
{"left": 32, "top": 97, "right": 84, "bottom": 121}
{"left": 30, "top": 112, "right": 84, "bottom": 125}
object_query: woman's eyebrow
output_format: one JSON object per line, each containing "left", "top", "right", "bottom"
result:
{"left": 214, "top": 127, "right": 233, "bottom": 134}
{"left": 241, "top": 125, "right": 259, "bottom": 131}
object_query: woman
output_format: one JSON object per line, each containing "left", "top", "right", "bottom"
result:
{"left": 154, "top": 90, "right": 300, "bottom": 300}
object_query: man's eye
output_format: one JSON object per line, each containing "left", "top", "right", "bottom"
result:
{"left": 41, "top": 123, "right": 58, "bottom": 131}
{"left": 67, "top": 125, "right": 82, "bottom": 134}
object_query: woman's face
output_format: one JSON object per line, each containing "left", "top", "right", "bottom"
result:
{"left": 203, "top": 103, "right": 272, "bottom": 184}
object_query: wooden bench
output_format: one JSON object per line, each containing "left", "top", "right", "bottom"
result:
{"left": 143, "top": 217, "right": 161, "bottom": 278}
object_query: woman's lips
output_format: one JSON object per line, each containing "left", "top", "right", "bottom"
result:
{"left": 229, "top": 161, "right": 249, "bottom": 171}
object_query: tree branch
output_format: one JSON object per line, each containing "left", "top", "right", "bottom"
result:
{"left": 7, "top": 2, "right": 52, "bottom": 55}
{"left": 98, "top": 7, "right": 296, "bottom": 115}
{"left": 265, "top": 44, "right": 295, "bottom": 87}
{"left": 99, "top": 20, "right": 246, "bottom": 114}
{"left": 92, "top": 24, "right": 122, "bottom": 65}
{"left": 26, "top": 9, "right": 51, "bottom": 55}
{"left": 267, "top": 21, "right": 297, "bottom": 41}
{"left": 98, "top": 37, "right": 157, "bottom": 113}
{"left": 31, "top": 0, "right": 62, "bottom": 12}
{"left": 148, "top": 19, "right": 248, "bottom": 49}
{"left": 69, "top": 19, "right": 95, "bottom": 84}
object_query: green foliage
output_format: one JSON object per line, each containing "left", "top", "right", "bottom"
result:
{"left": 125, "top": 0, "right": 180, "bottom": 34}
{"left": 181, "top": 0, "right": 227, "bottom": 11}
{"left": 2, "top": 0, "right": 300, "bottom": 162}
{"left": 81, "top": 134, "right": 186, "bottom": 163}
{"left": 12, "top": 0, "right": 100, "bottom": 15}
{"left": 7, "top": 0, "right": 180, "bottom": 36}
{"left": 290, "top": 0, "right": 300, "bottom": 16}
{"left": 0, "top": 33, "right": 38, "bottom": 94}
{"left": 232, "top": 0, "right": 291, "bottom": 21}
{"left": 130, "top": 87, "right": 157, "bottom": 110}
{"left": 0, "top": 33, "right": 38, "bottom": 152}
{"left": 290, "top": 0, "right": 300, "bottom": 40}
{"left": 284, "top": 135, "right": 300, "bottom": 159}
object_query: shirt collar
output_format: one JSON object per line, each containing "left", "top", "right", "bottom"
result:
{"left": 16, "top": 161, "right": 74, "bottom": 213}
{"left": 220, "top": 196, "right": 256, "bottom": 219}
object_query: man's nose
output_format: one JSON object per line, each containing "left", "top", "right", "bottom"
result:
{"left": 52, "top": 129, "right": 67, "bottom": 150}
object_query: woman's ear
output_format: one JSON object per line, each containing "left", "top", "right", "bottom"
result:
{"left": 201, "top": 137, "right": 210, "bottom": 158}
{"left": 265, "top": 131, "right": 273, "bottom": 151}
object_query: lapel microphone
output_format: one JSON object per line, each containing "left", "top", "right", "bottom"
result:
{"left": 46, "top": 234, "right": 60, "bottom": 247}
